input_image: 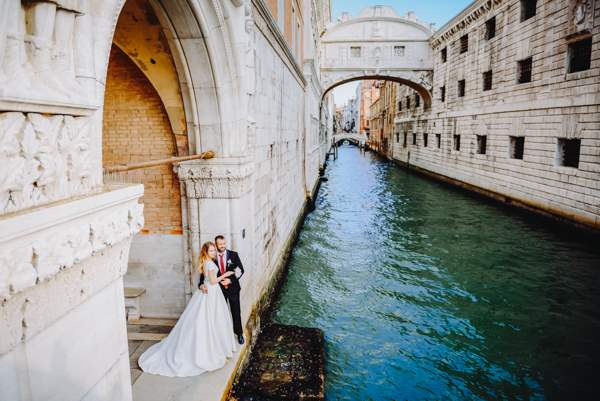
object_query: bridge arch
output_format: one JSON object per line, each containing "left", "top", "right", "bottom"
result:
{"left": 321, "top": 6, "right": 434, "bottom": 108}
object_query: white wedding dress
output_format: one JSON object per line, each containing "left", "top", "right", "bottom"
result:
{"left": 138, "top": 261, "right": 238, "bottom": 377}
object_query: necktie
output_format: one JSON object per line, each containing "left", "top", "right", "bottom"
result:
{"left": 219, "top": 254, "right": 225, "bottom": 274}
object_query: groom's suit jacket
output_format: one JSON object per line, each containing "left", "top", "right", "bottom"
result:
{"left": 199, "top": 250, "right": 244, "bottom": 296}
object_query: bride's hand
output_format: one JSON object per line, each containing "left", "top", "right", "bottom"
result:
{"left": 223, "top": 271, "right": 234, "bottom": 277}
{"left": 222, "top": 278, "right": 231, "bottom": 286}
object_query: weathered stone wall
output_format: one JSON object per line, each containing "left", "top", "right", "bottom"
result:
{"left": 393, "top": 0, "right": 600, "bottom": 228}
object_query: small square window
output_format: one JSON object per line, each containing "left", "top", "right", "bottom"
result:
{"left": 412, "top": 133, "right": 417, "bottom": 145}
{"left": 509, "top": 136, "right": 525, "bottom": 159}
{"left": 441, "top": 47, "right": 447, "bottom": 63}
{"left": 350, "top": 46, "right": 361, "bottom": 57}
{"left": 460, "top": 34, "right": 469, "bottom": 54}
{"left": 483, "top": 70, "right": 493, "bottom": 91}
{"left": 394, "top": 46, "right": 405, "bottom": 57}
{"left": 517, "top": 57, "right": 533, "bottom": 83}
{"left": 521, "top": 0, "right": 537, "bottom": 22}
{"left": 556, "top": 138, "right": 581, "bottom": 168}
{"left": 453, "top": 135, "right": 461, "bottom": 151}
{"left": 485, "top": 16, "right": 496, "bottom": 40}
{"left": 477, "top": 135, "right": 487, "bottom": 154}
{"left": 403, "top": 132, "right": 407, "bottom": 148}
{"left": 415, "top": 94, "right": 420, "bottom": 108}
{"left": 568, "top": 37, "right": 592, "bottom": 73}
{"left": 406, "top": 96, "right": 411, "bottom": 109}
{"left": 440, "top": 86, "right": 446, "bottom": 102}
{"left": 436, "top": 134, "right": 441, "bottom": 148}
{"left": 458, "top": 79, "right": 466, "bottom": 97}
{"left": 423, "top": 133, "right": 429, "bottom": 147}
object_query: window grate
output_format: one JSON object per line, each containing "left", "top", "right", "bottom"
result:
{"left": 398, "top": 101, "right": 402, "bottom": 111}
{"left": 453, "top": 135, "right": 461, "bottom": 151}
{"left": 415, "top": 94, "right": 420, "bottom": 108}
{"left": 394, "top": 46, "right": 405, "bottom": 57}
{"left": 441, "top": 47, "right": 447, "bottom": 63}
{"left": 483, "top": 70, "right": 493, "bottom": 91}
{"left": 517, "top": 57, "right": 533, "bottom": 83}
{"left": 412, "top": 133, "right": 417, "bottom": 146}
{"left": 556, "top": 138, "right": 581, "bottom": 168}
{"left": 477, "top": 135, "right": 487, "bottom": 154}
{"left": 510, "top": 136, "right": 525, "bottom": 159}
{"left": 440, "top": 86, "right": 446, "bottom": 102}
{"left": 485, "top": 16, "right": 496, "bottom": 40}
{"left": 423, "top": 133, "right": 429, "bottom": 147}
{"left": 458, "top": 79, "right": 466, "bottom": 97}
{"left": 436, "top": 134, "right": 441, "bottom": 148}
{"left": 459, "top": 34, "right": 469, "bottom": 54}
{"left": 568, "top": 38, "right": 592, "bottom": 73}
{"left": 521, "top": 0, "right": 537, "bottom": 21}
{"left": 350, "top": 46, "right": 361, "bottom": 57}
{"left": 406, "top": 96, "right": 411, "bottom": 109}
{"left": 403, "top": 132, "right": 407, "bottom": 148}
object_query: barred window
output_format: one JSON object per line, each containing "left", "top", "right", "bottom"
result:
{"left": 441, "top": 47, "right": 447, "bottom": 63}
{"left": 394, "top": 46, "right": 405, "bottom": 57}
{"left": 460, "top": 34, "right": 469, "bottom": 54}
{"left": 510, "top": 136, "right": 525, "bottom": 159}
{"left": 436, "top": 134, "right": 441, "bottom": 148}
{"left": 395, "top": 132, "right": 400, "bottom": 143}
{"left": 412, "top": 133, "right": 417, "bottom": 145}
{"left": 556, "top": 138, "right": 581, "bottom": 168}
{"left": 453, "top": 135, "right": 461, "bottom": 151}
{"left": 485, "top": 16, "right": 496, "bottom": 40}
{"left": 568, "top": 38, "right": 592, "bottom": 73}
{"left": 423, "top": 133, "right": 429, "bottom": 147}
{"left": 521, "top": 0, "right": 537, "bottom": 22}
{"left": 483, "top": 70, "right": 493, "bottom": 91}
{"left": 350, "top": 46, "right": 361, "bottom": 57}
{"left": 458, "top": 79, "right": 466, "bottom": 97}
{"left": 403, "top": 132, "right": 407, "bottom": 148}
{"left": 477, "top": 135, "right": 487, "bottom": 155}
{"left": 406, "top": 96, "right": 411, "bottom": 109}
{"left": 398, "top": 101, "right": 402, "bottom": 111}
{"left": 517, "top": 57, "right": 533, "bottom": 83}
{"left": 415, "top": 94, "right": 420, "bottom": 108}
{"left": 440, "top": 86, "right": 446, "bottom": 102}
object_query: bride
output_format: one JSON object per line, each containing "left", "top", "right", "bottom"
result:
{"left": 138, "top": 241, "right": 239, "bottom": 377}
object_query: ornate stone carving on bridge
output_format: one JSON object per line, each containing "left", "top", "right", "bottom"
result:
{"left": 0, "top": 0, "right": 97, "bottom": 113}
{"left": 177, "top": 159, "right": 255, "bottom": 199}
{"left": 567, "top": 0, "right": 594, "bottom": 37}
{"left": 0, "top": 190, "right": 144, "bottom": 299}
{"left": 0, "top": 112, "right": 98, "bottom": 215}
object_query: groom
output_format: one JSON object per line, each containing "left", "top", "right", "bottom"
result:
{"left": 199, "top": 235, "right": 245, "bottom": 344}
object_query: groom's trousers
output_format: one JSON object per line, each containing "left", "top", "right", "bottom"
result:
{"left": 225, "top": 292, "right": 243, "bottom": 336}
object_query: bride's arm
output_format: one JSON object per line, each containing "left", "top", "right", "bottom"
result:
{"left": 207, "top": 268, "right": 233, "bottom": 285}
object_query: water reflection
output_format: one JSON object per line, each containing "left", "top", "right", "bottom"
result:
{"left": 272, "top": 146, "right": 600, "bottom": 401}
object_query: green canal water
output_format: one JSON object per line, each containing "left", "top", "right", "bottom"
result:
{"left": 271, "top": 146, "right": 600, "bottom": 401}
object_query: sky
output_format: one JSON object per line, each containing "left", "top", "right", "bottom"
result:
{"left": 330, "top": 0, "right": 473, "bottom": 107}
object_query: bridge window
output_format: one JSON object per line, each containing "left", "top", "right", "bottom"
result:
{"left": 415, "top": 94, "right": 420, "bottom": 108}
{"left": 477, "top": 135, "right": 487, "bottom": 155}
{"left": 568, "top": 37, "right": 592, "bottom": 73}
{"left": 483, "top": 70, "right": 493, "bottom": 91}
{"left": 394, "top": 46, "right": 405, "bottom": 57}
{"left": 509, "top": 136, "right": 525, "bottom": 159}
{"left": 412, "top": 133, "right": 417, "bottom": 146}
{"left": 460, "top": 34, "right": 469, "bottom": 54}
{"left": 406, "top": 96, "right": 411, "bottom": 109}
{"left": 458, "top": 79, "right": 466, "bottom": 97}
{"left": 453, "top": 135, "right": 461, "bottom": 151}
{"left": 440, "top": 86, "right": 446, "bottom": 102}
{"left": 403, "top": 132, "right": 408, "bottom": 148}
{"left": 423, "top": 133, "right": 429, "bottom": 147}
{"left": 517, "top": 57, "right": 533, "bottom": 83}
{"left": 485, "top": 16, "right": 496, "bottom": 40}
{"left": 436, "top": 134, "right": 442, "bottom": 148}
{"left": 556, "top": 138, "right": 581, "bottom": 168}
{"left": 441, "top": 47, "right": 447, "bottom": 63}
{"left": 350, "top": 46, "right": 361, "bottom": 57}
{"left": 520, "top": 0, "right": 537, "bottom": 22}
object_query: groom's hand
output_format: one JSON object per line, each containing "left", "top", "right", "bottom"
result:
{"left": 222, "top": 278, "right": 232, "bottom": 286}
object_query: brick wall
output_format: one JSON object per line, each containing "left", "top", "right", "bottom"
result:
{"left": 103, "top": 45, "right": 182, "bottom": 234}
{"left": 391, "top": 0, "right": 600, "bottom": 228}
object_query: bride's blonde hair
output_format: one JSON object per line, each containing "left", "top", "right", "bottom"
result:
{"left": 198, "top": 241, "right": 215, "bottom": 275}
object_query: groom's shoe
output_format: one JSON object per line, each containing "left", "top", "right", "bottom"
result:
{"left": 237, "top": 334, "right": 245, "bottom": 345}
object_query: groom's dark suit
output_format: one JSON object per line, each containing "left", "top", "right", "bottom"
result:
{"left": 199, "top": 250, "right": 244, "bottom": 336}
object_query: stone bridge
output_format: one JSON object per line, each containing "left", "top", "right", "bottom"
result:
{"left": 320, "top": 6, "right": 434, "bottom": 107}
{"left": 333, "top": 133, "right": 367, "bottom": 146}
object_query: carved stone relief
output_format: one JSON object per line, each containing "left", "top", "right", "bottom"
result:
{"left": 568, "top": 0, "right": 594, "bottom": 36}
{"left": 0, "top": 112, "right": 98, "bottom": 215}
{"left": 178, "top": 160, "right": 254, "bottom": 199}
{"left": 0, "top": 0, "right": 96, "bottom": 111}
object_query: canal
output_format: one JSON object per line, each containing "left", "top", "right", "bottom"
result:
{"left": 271, "top": 145, "right": 600, "bottom": 401}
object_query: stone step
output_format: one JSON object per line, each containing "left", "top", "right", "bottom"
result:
{"left": 128, "top": 332, "right": 167, "bottom": 341}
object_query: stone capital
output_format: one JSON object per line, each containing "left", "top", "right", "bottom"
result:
{"left": 177, "top": 158, "right": 255, "bottom": 199}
